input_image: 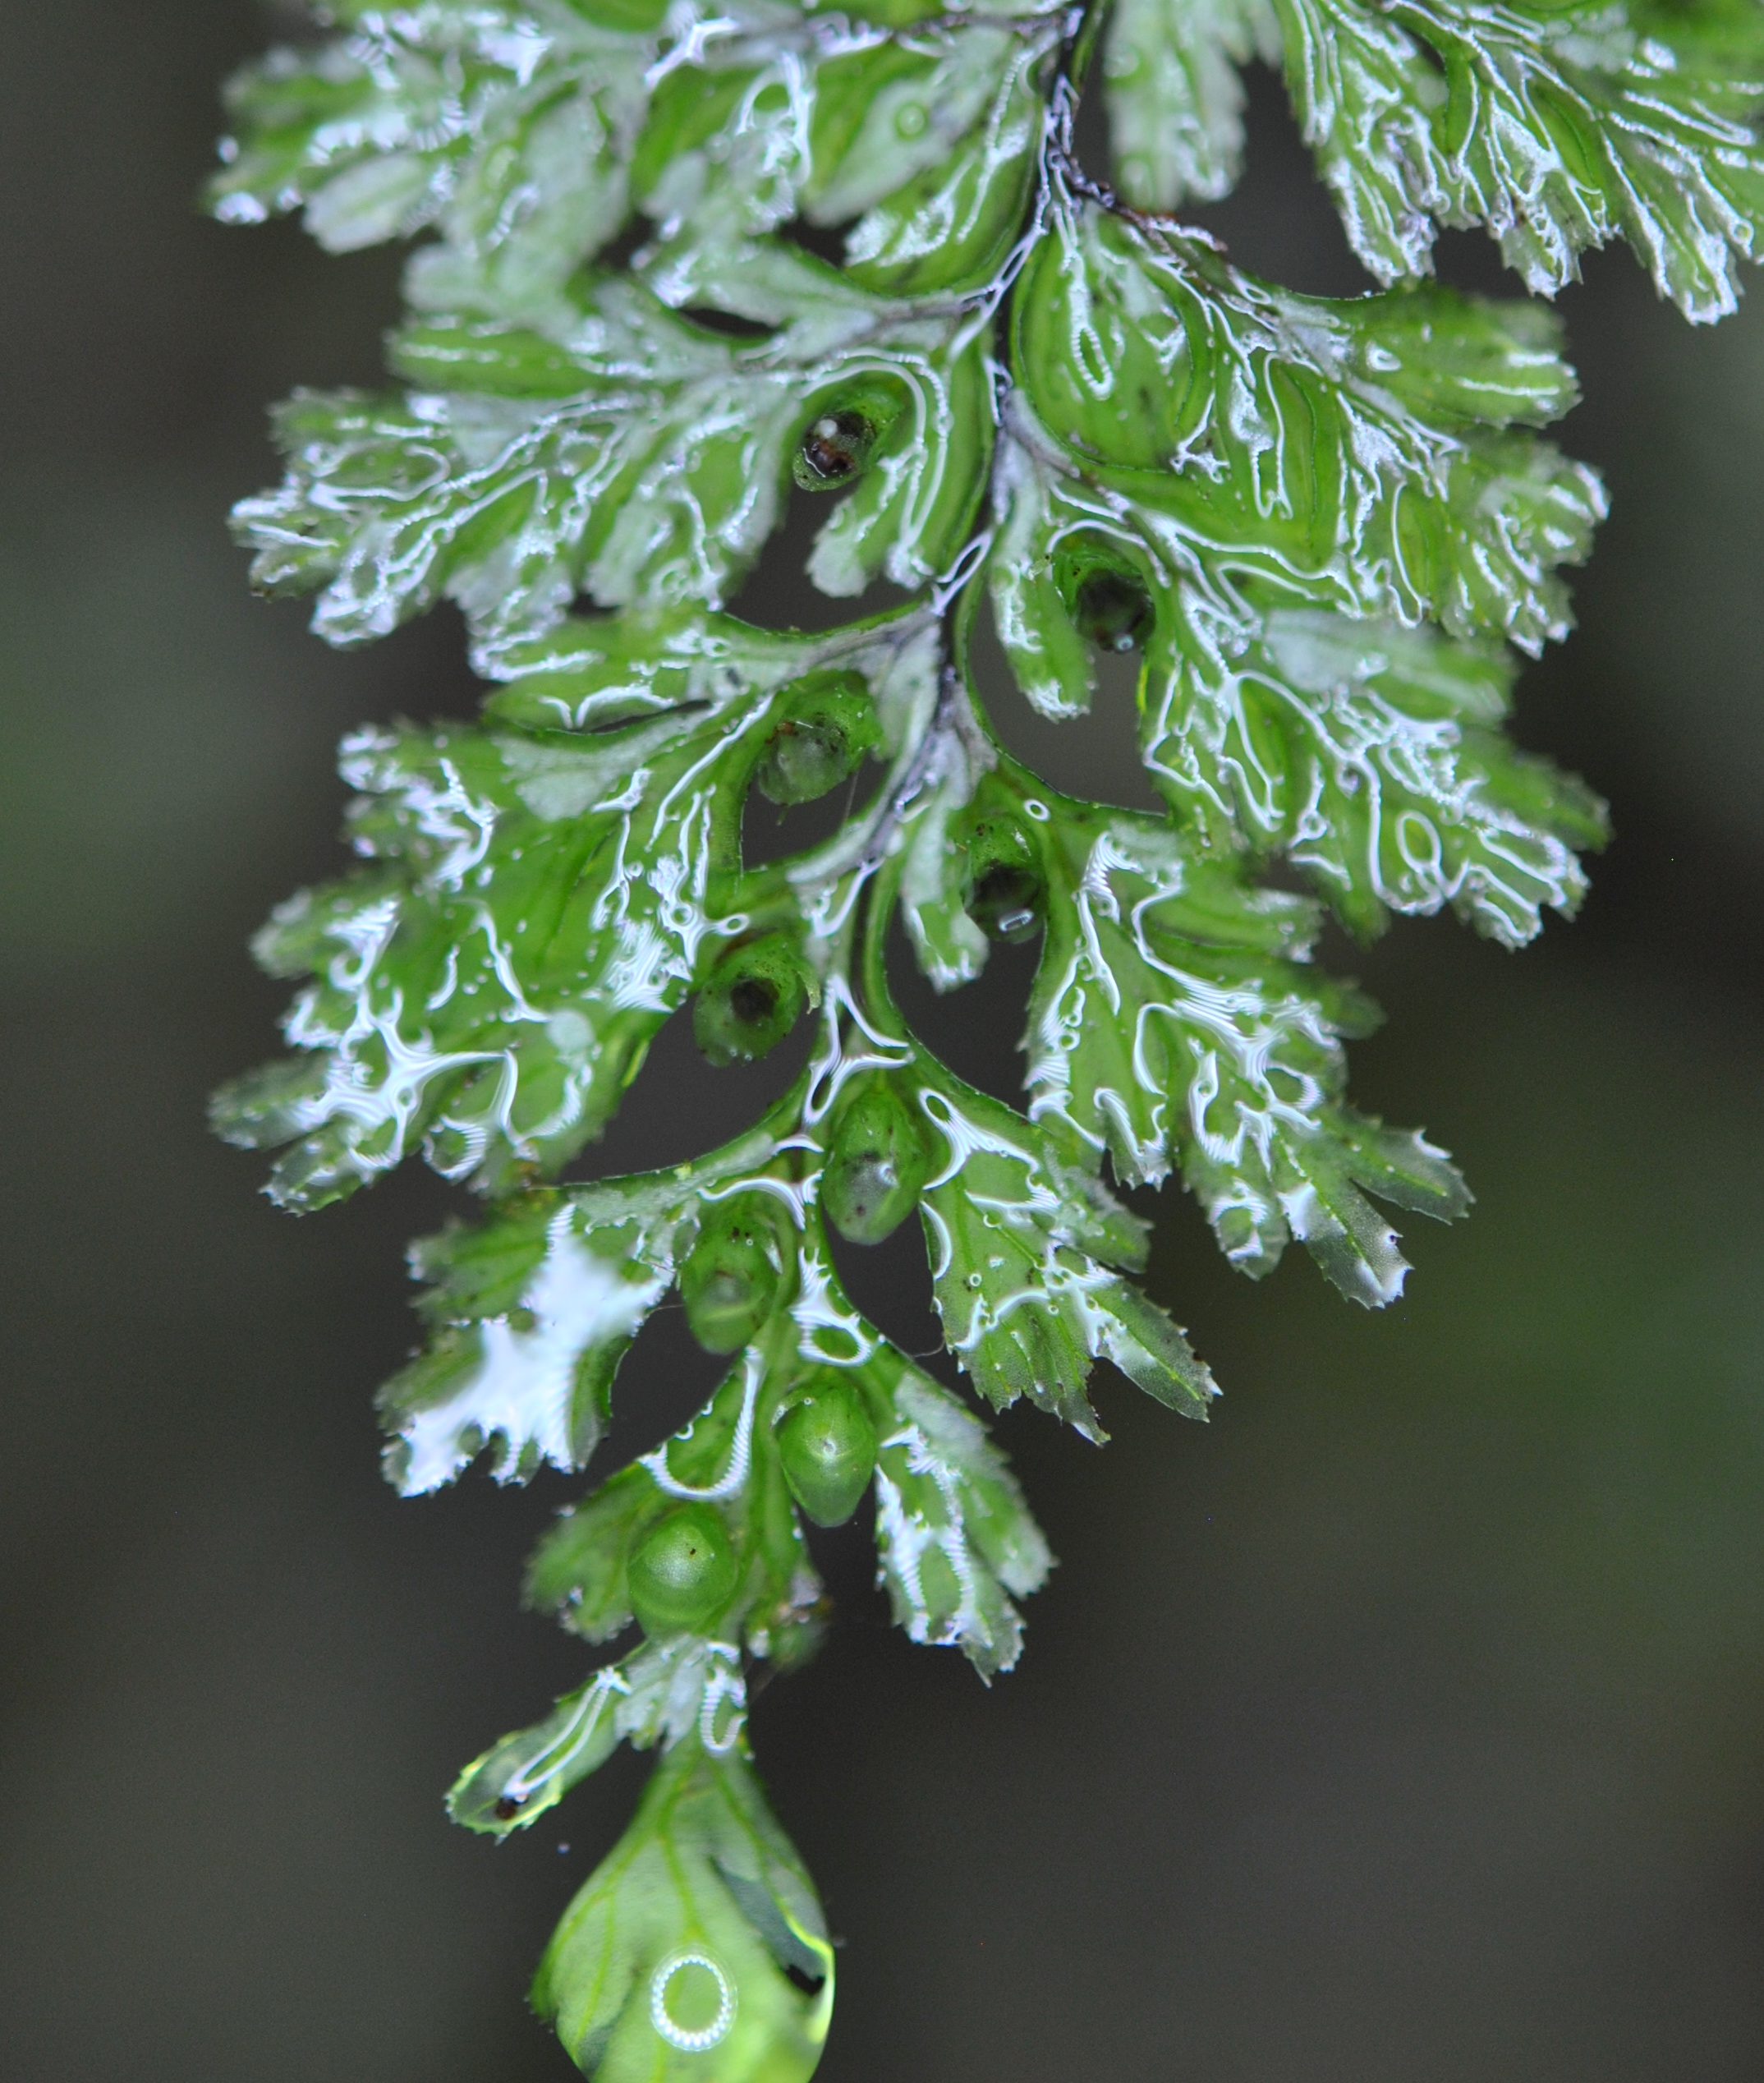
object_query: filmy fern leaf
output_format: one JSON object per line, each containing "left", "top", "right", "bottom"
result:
{"left": 211, "top": 1, "right": 1758, "bottom": 2072}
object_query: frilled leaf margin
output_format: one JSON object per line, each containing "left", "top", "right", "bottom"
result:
{"left": 212, "top": 0, "right": 1762, "bottom": 2072}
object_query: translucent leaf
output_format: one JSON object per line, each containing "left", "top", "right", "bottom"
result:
{"left": 982, "top": 772, "right": 1470, "bottom": 1302}
{"left": 1018, "top": 790, "right": 1325, "bottom": 1179}
{"left": 209, "top": 2, "right": 662, "bottom": 326}
{"left": 640, "top": 1349, "right": 772, "bottom": 1496}
{"left": 534, "top": 1736, "right": 834, "bottom": 2083}
{"left": 380, "top": 1094, "right": 828, "bottom": 1486}
{"left": 211, "top": 0, "right": 1073, "bottom": 329}
{"left": 1279, "top": 0, "right": 1764, "bottom": 320}
{"left": 640, "top": 21, "right": 994, "bottom": 234}
{"left": 449, "top": 1664, "right": 628, "bottom": 1834}
{"left": 1104, "top": 0, "right": 1282, "bottom": 208}
{"left": 450, "top": 1637, "right": 754, "bottom": 1837}
{"left": 480, "top": 599, "right": 938, "bottom": 739}
{"left": 380, "top": 1189, "right": 678, "bottom": 1493}
{"left": 234, "top": 279, "right": 990, "bottom": 652}
{"left": 1141, "top": 605, "right": 1610, "bottom": 943}
{"left": 866, "top": 1354, "right": 1053, "bottom": 1679}
{"left": 627, "top": 9, "right": 1054, "bottom": 287}
{"left": 916, "top": 1071, "right": 1217, "bottom": 1432}
{"left": 994, "top": 196, "right": 1603, "bottom": 732}
{"left": 528, "top": 1462, "right": 665, "bottom": 1644}
{"left": 612, "top": 1636, "right": 754, "bottom": 1754}
{"left": 211, "top": 696, "right": 804, "bottom": 1205}
{"left": 838, "top": 16, "right": 1062, "bottom": 296}
{"left": 526, "top": 1309, "right": 825, "bottom": 1666}
{"left": 893, "top": 687, "right": 995, "bottom": 991}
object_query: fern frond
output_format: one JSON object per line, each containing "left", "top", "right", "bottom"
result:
{"left": 212, "top": 0, "right": 1755, "bottom": 2070}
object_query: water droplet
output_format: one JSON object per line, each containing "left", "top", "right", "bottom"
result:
{"left": 967, "top": 863, "right": 1043, "bottom": 942}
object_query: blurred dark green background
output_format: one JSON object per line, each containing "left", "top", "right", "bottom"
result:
{"left": 4, "top": 6, "right": 1763, "bottom": 2078}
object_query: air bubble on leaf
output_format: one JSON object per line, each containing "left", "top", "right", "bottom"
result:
{"left": 535, "top": 1740, "right": 834, "bottom": 2083}
{"left": 650, "top": 1951, "right": 738, "bottom": 2052}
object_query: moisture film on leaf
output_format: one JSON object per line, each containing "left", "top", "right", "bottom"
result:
{"left": 869, "top": 1357, "right": 1054, "bottom": 1679}
{"left": 1105, "top": 0, "right": 1281, "bottom": 208}
{"left": 213, "top": 0, "right": 1748, "bottom": 2067}
{"left": 1279, "top": 0, "right": 1764, "bottom": 320}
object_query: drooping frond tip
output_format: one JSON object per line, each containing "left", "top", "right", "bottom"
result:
{"left": 213, "top": 0, "right": 1753, "bottom": 2072}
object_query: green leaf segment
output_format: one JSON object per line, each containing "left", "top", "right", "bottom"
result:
{"left": 212, "top": 0, "right": 1757, "bottom": 2070}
